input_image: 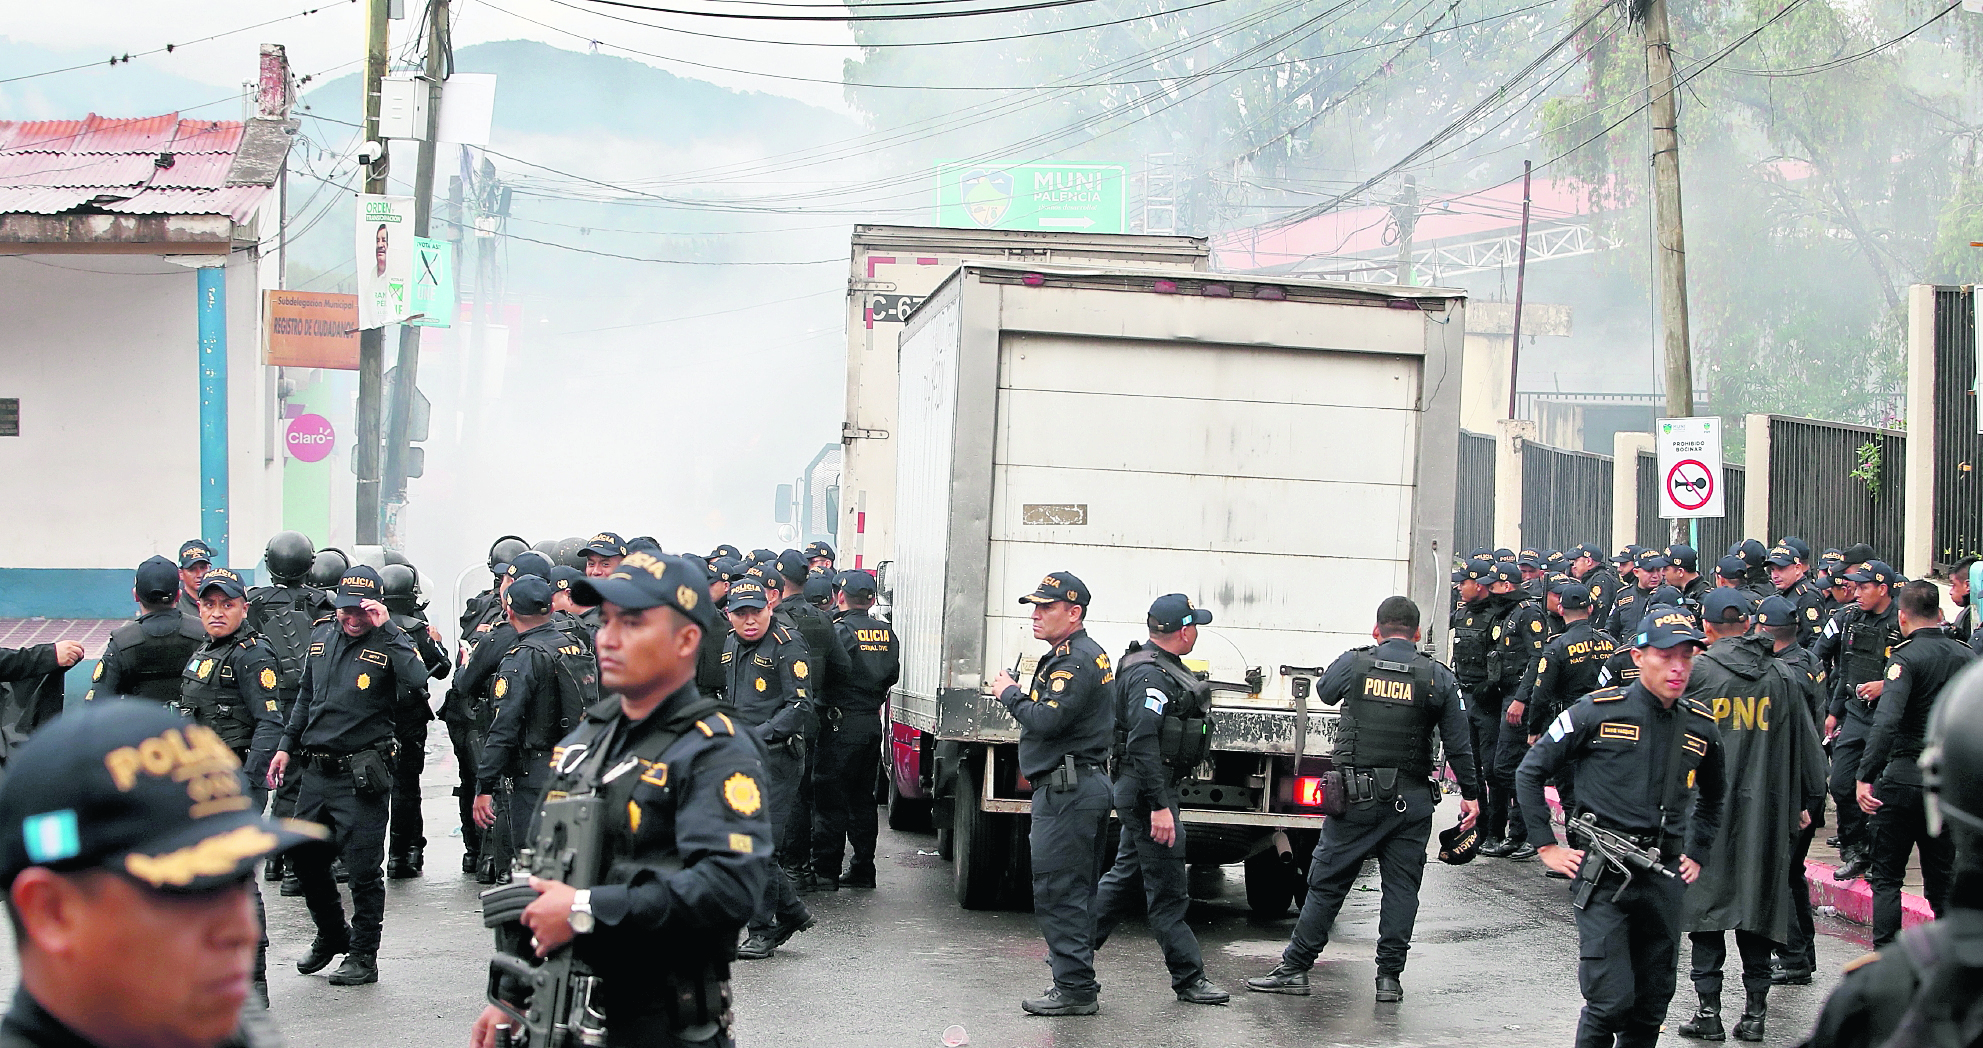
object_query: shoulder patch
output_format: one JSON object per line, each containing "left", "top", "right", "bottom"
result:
{"left": 792, "top": 660, "right": 809, "bottom": 680}
{"left": 309, "top": 642, "right": 325, "bottom": 656}
{"left": 1841, "top": 951, "right": 1882, "bottom": 974}
{"left": 723, "top": 772, "right": 763, "bottom": 817}
{"left": 494, "top": 677, "right": 509, "bottom": 699}
{"left": 91, "top": 662, "right": 103, "bottom": 682}
{"left": 1887, "top": 663, "right": 1903, "bottom": 681}
{"left": 1590, "top": 688, "right": 1626, "bottom": 702}
{"left": 1536, "top": 657, "right": 1548, "bottom": 675}
{"left": 1530, "top": 619, "right": 1543, "bottom": 632}
{"left": 1685, "top": 698, "right": 1713, "bottom": 718}
{"left": 1807, "top": 607, "right": 1819, "bottom": 620}
{"left": 259, "top": 667, "right": 277, "bottom": 691}
{"left": 1095, "top": 653, "right": 1110, "bottom": 671}
{"left": 728, "top": 832, "right": 755, "bottom": 854}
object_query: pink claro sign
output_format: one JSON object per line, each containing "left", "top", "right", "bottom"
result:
{"left": 285, "top": 414, "right": 336, "bottom": 463}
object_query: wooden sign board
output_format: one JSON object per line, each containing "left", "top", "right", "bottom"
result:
{"left": 264, "top": 290, "right": 360, "bottom": 369}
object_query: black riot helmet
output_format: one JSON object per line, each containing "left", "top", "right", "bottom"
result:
{"left": 487, "top": 535, "right": 529, "bottom": 575}
{"left": 305, "top": 548, "right": 349, "bottom": 589}
{"left": 264, "top": 531, "right": 316, "bottom": 583}
{"left": 555, "top": 536, "right": 588, "bottom": 571}
{"left": 379, "top": 563, "right": 422, "bottom": 615}
{"left": 1923, "top": 662, "right": 1983, "bottom": 858}
{"left": 531, "top": 539, "right": 561, "bottom": 563}
{"left": 382, "top": 548, "right": 413, "bottom": 568}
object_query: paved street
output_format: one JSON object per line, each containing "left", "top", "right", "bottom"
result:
{"left": 0, "top": 746, "right": 1872, "bottom": 1048}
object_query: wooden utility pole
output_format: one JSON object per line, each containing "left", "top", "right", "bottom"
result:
{"left": 1507, "top": 160, "right": 1533, "bottom": 420}
{"left": 354, "top": 0, "right": 390, "bottom": 544}
{"left": 1641, "top": 0, "right": 1694, "bottom": 544}
{"left": 383, "top": 0, "right": 448, "bottom": 532}
{"left": 1394, "top": 175, "right": 1418, "bottom": 286}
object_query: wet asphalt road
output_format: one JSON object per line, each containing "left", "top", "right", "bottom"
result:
{"left": 0, "top": 757, "right": 1873, "bottom": 1048}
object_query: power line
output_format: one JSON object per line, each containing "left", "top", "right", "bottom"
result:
{"left": 530, "top": 0, "right": 1232, "bottom": 48}
{"left": 1680, "top": 0, "right": 1956, "bottom": 78}
{"left": 0, "top": 0, "right": 360, "bottom": 87}
{"left": 573, "top": 0, "right": 1144, "bottom": 20}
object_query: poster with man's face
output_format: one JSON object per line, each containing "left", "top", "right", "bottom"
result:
{"left": 356, "top": 194, "right": 415, "bottom": 329}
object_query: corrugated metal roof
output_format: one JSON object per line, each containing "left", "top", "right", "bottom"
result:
{"left": 0, "top": 113, "right": 273, "bottom": 225}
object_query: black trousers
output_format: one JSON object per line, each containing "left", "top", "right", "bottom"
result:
{"left": 1469, "top": 696, "right": 1507, "bottom": 839}
{"left": 1283, "top": 787, "right": 1434, "bottom": 975}
{"left": 1030, "top": 771, "right": 1113, "bottom": 1001}
{"left": 749, "top": 743, "right": 808, "bottom": 935}
{"left": 1572, "top": 865, "right": 1685, "bottom": 1048}
{"left": 444, "top": 716, "right": 483, "bottom": 860}
{"left": 1092, "top": 804, "right": 1205, "bottom": 992}
{"left": 1780, "top": 822, "right": 1819, "bottom": 970}
{"left": 270, "top": 693, "right": 302, "bottom": 825}
{"left": 389, "top": 720, "right": 428, "bottom": 854}
{"left": 811, "top": 713, "right": 881, "bottom": 876}
{"left": 783, "top": 713, "right": 819, "bottom": 868}
{"left": 291, "top": 762, "right": 391, "bottom": 953}
{"left": 1828, "top": 702, "right": 1872, "bottom": 858}
{"left": 1689, "top": 928, "right": 1778, "bottom": 1000}
{"left": 1493, "top": 708, "right": 1533, "bottom": 845}
{"left": 1868, "top": 779, "right": 1956, "bottom": 946}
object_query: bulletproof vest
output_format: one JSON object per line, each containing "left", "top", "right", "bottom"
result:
{"left": 248, "top": 585, "right": 320, "bottom": 692}
{"left": 1843, "top": 610, "right": 1897, "bottom": 688}
{"left": 778, "top": 603, "right": 837, "bottom": 694}
{"left": 179, "top": 636, "right": 260, "bottom": 752}
{"left": 522, "top": 630, "right": 600, "bottom": 752}
{"left": 1451, "top": 605, "right": 1503, "bottom": 685}
{"left": 1114, "top": 647, "right": 1213, "bottom": 773}
{"left": 1335, "top": 650, "right": 1437, "bottom": 779}
{"left": 108, "top": 615, "right": 206, "bottom": 704}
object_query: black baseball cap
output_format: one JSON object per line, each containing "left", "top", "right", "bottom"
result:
{"left": 803, "top": 574, "right": 834, "bottom": 604}
{"left": 804, "top": 541, "right": 836, "bottom": 561}
{"left": 333, "top": 565, "right": 385, "bottom": 610}
{"left": 836, "top": 569, "right": 878, "bottom": 597}
{"left": 196, "top": 567, "right": 247, "bottom": 601}
{"left": 1844, "top": 560, "right": 1896, "bottom": 585}
{"left": 1437, "top": 820, "right": 1479, "bottom": 865}
{"left": 135, "top": 556, "right": 180, "bottom": 603}
{"left": 1665, "top": 545, "right": 1699, "bottom": 573}
{"left": 1147, "top": 593, "right": 1213, "bottom": 633}
{"left": 1488, "top": 562, "right": 1523, "bottom": 587}
{"left": 1612, "top": 544, "right": 1641, "bottom": 565}
{"left": 506, "top": 575, "right": 554, "bottom": 616}
{"left": 579, "top": 532, "right": 627, "bottom": 558}
{"left": 1765, "top": 544, "right": 1801, "bottom": 568}
{"left": 1518, "top": 548, "right": 1544, "bottom": 568}
{"left": 1552, "top": 580, "right": 1594, "bottom": 611}
{"left": 506, "top": 551, "right": 555, "bottom": 582}
{"left": 1019, "top": 571, "right": 1090, "bottom": 607}
{"left": 776, "top": 550, "right": 810, "bottom": 585}
{"left": 1569, "top": 543, "right": 1604, "bottom": 562}
{"left": 624, "top": 536, "right": 663, "bottom": 556}
{"left": 725, "top": 578, "right": 770, "bottom": 611}
{"left": 1648, "top": 585, "right": 1689, "bottom": 609}
{"left": 1778, "top": 536, "right": 1812, "bottom": 563}
{"left": 1735, "top": 538, "right": 1768, "bottom": 569}
{"left": 1493, "top": 548, "right": 1516, "bottom": 562}
{"left": 1701, "top": 588, "right": 1752, "bottom": 622}
{"left": 572, "top": 551, "right": 715, "bottom": 630}
{"left": 1637, "top": 548, "right": 1668, "bottom": 572}
{"left": 548, "top": 565, "right": 584, "bottom": 592}
{"left": 0, "top": 700, "right": 328, "bottom": 893}
{"left": 176, "top": 540, "right": 214, "bottom": 570}
{"left": 1715, "top": 555, "right": 1749, "bottom": 580}
{"left": 1841, "top": 543, "right": 1878, "bottom": 567}
{"left": 1452, "top": 557, "right": 1494, "bottom": 584}
{"left": 1634, "top": 606, "right": 1708, "bottom": 650}
{"left": 708, "top": 544, "right": 743, "bottom": 563}
{"left": 1757, "top": 595, "right": 1797, "bottom": 628}
{"left": 711, "top": 557, "right": 746, "bottom": 583}
{"left": 1469, "top": 546, "right": 1493, "bottom": 559}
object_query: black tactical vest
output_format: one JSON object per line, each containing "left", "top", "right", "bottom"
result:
{"left": 247, "top": 585, "right": 322, "bottom": 693}
{"left": 1451, "top": 603, "right": 1508, "bottom": 686}
{"left": 108, "top": 616, "right": 205, "bottom": 704}
{"left": 1335, "top": 650, "right": 1437, "bottom": 779}
{"left": 1115, "top": 648, "right": 1213, "bottom": 773}
{"left": 1843, "top": 613, "right": 1896, "bottom": 688}
{"left": 179, "top": 637, "right": 260, "bottom": 752}
{"left": 523, "top": 631, "right": 600, "bottom": 752}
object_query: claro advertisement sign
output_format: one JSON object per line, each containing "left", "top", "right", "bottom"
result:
{"left": 263, "top": 290, "right": 360, "bottom": 369}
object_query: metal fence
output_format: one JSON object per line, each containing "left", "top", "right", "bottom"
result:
{"left": 1521, "top": 440, "right": 1613, "bottom": 551}
{"left": 1455, "top": 430, "right": 1496, "bottom": 556}
{"left": 1766, "top": 415, "right": 1905, "bottom": 561}
{"left": 1636, "top": 451, "right": 1745, "bottom": 553}
{"left": 1932, "top": 286, "right": 1983, "bottom": 563}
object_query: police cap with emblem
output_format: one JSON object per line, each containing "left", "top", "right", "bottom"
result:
{"left": 1701, "top": 587, "right": 1751, "bottom": 623}
{"left": 776, "top": 550, "right": 810, "bottom": 586}
{"left": 506, "top": 575, "right": 554, "bottom": 616}
{"left": 803, "top": 541, "right": 835, "bottom": 561}
{"left": 1552, "top": 579, "right": 1594, "bottom": 611}
{"left": 1715, "top": 555, "right": 1749, "bottom": 581}
{"left": 1665, "top": 544, "right": 1700, "bottom": 573}
{"left": 710, "top": 557, "right": 746, "bottom": 583}
{"left": 803, "top": 573, "right": 834, "bottom": 605}
{"left": 1633, "top": 606, "right": 1709, "bottom": 650}
{"left": 1612, "top": 544, "right": 1642, "bottom": 565}
{"left": 176, "top": 540, "right": 214, "bottom": 571}
{"left": 1147, "top": 593, "right": 1213, "bottom": 633}
{"left": 724, "top": 578, "right": 770, "bottom": 611}
{"left": 135, "top": 556, "right": 180, "bottom": 603}
{"left": 1637, "top": 548, "right": 1668, "bottom": 572}
{"left": 1437, "top": 820, "right": 1479, "bottom": 865}
{"left": 1452, "top": 557, "right": 1493, "bottom": 584}
{"left": 708, "top": 544, "right": 743, "bottom": 564}
{"left": 1843, "top": 560, "right": 1896, "bottom": 585}
{"left": 1756, "top": 595, "right": 1797, "bottom": 628}
{"left": 1494, "top": 548, "right": 1516, "bottom": 562}
{"left": 573, "top": 552, "right": 715, "bottom": 630}
{"left": 1570, "top": 543, "right": 1604, "bottom": 562}
{"left": 333, "top": 565, "right": 385, "bottom": 610}
{"left": 548, "top": 565, "right": 584, "bottom": 593}
{"left": 836, "top": 569, "right": 878, "bottom": 597}
{"left": 505, "top": 551, "right": 555, "bottom": 582}
{"left": 1019, "top": 572, "right": 1090, "bottom": 608}
{"left": 579, "top": 532, "right": 627, "bottom": 558}
{"left": 0, "top": 699, "right": 328, "bottom": 892}
{"left": 196, "top": 567, "right": 247, "bottom": 601}
{"left": 1765, "top": 544, "right": 1801, "bottom": 568}
{"left": 1518, "top": 548, "right": 1545, "bottom": 568}
{"left": 1777, "top": 536, "right": 1812, "bottom": 563}
{"left": 1487, "top": 562, "right": 1523, "bottom": 587}
{"left": 1735, "top": 538, "right": 1769, "bottom": 570}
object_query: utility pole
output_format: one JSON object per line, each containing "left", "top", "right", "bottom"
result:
{"left": 1393, "top": 175, "right": 1418, "bottom": 286}
{"left": 382, "top": 0, "right": 448, "bottom": 540}
{"left": 1507, "top": 160, "right": 1532, "bottom": 420}
{"left": 1640, "top": 0, "right": 1694, "bottom": 544}
{"left": 354, "top": 0, "right": 390, "bottom": 544}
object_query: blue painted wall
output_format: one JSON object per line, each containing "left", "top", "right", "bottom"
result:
{"left": 0, "top": 566, "right": 261, "bottom": 618}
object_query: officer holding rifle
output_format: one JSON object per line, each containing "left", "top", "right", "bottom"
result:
{"left": 1516, "top": 606, "right": 1727, "bottom": 1048}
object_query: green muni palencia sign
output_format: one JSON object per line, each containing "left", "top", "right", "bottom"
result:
{"left": 935, "top": 162, "right": 1126, "bottom": 233}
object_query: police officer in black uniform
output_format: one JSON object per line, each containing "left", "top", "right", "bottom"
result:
{"left": 1826, "top": 560, "right": 1903, "bottom": 883}
{"left": 810, "top": 569, "right": 898, "bottom": 890}
{"left": 1855, "top": 580, "right": 1969, "bottom": 946}
{"left": 1517, "top": 607, "right": 1726, "bottom": 1048}
{"left": 803, "top": 541, "right": 835, "bottom": 573}
{"left": 988, "top": 572, "right": 1114, "bottom": 1016}
{"left": 1800, "top": 664, "right": 1983, "bottom": 1048}
{"left": 266, "top": 566, "right": 430, "bottom": 987}
{"left": 1248, "top": 596, "right": 1479, "bottom": 1002}
{"left": 380, "top": 563, "right": 449, "bottom": 880}
{"left": 1759, "top": 595, "right": 1828, "bottom": 986}
{"left": 471, "top": 552, "right": 774, "bottom": 1048}
{"left": 770, "top": 551, "right": 852, "bottom": 890}
{"left": 1608, "top": 549, "right": 1664, "bottom": 639}
{"left": 549, "top": 565, "right": 605, "bottom": 641}
{"left": 1766, "top": 543, "right": 1828, "bottom": 648}
{"left": 1660, "top": 545, "right": 1713, "bottom": 604}
{"left": 1451, "top": 559, "right": 1518, "bottom": 853}
{"left": 174, "top": 540, "right": 214, "bottom": 619}
{"left": 1522, "top": 580, "right": 1618, "bottom": 815}
{"left": 579, "top": 532, "right": 628, "bottom": 579}
{"left": 1091, "top": 594, "right": 1227, "bottom": 1005}
{"left": 1480, "top": 563, "right": 1548, "bottom": 859}
{"left": 1571, "top": 543, "right": 1621, "bottom": 627}
{"left": 721, "top": 577, "right": 816, "bottom": 960}
{"left": 87, "top": 556, "right": 206, "bottom": 705}
{"left": 246, "top": 531, "right": 333, "bottom": 889}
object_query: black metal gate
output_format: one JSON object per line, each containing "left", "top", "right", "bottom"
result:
{"left": 1933, "top": 286, "right": 1982, "bottom": 563}
{"left": 1767, "top": 415, "right": 1906, "bottom": 561}
{"left": 1521, "top": 440, "right": 1613, "bottom": 552}
{"left": 1638, "top": 451, "right": 1663, "bottom": 549}
{"left": 1455, "top": 430, "right": 1496, "bottom": 558}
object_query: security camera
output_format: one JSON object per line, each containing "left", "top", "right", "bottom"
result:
{"left": 356, "top": 140, "right": 385, "bottom": 165}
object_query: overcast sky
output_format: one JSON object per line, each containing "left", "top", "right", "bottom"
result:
{"left": 6, "top": 0, "right": 859, "bottom": 112}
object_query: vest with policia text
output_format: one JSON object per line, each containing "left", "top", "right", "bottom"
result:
{"left": 1335, "top": 649, "right": 1438, "bottom": 780}
{"left": 1113, "top": 647, "right": 1213, "bottom": 774}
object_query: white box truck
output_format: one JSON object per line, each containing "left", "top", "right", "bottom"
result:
{"left": 882, "top": 263, "right": 1467, "bottom": 912}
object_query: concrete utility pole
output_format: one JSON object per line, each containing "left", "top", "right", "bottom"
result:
{"left": 1394, "top": 175, "right": 1418, "bottom": 287}
{"left": 1641, "top": 0, "right": 1694, "bottom": 544}
{"left": 383, "top": 0, "right": 448, "bottom": 531}
{"left": 354, "top": 0, "right": 390, "bottom": 544}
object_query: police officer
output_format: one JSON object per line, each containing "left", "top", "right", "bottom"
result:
{"left": 175, "top": 540, "right": 215, "bottom": 619}
{"left": 1661, "top": 545, "right": 1712, "bottom": 603}
{"left": 378, "top": 563, "right": 448, "bottom": 880}
{"left": 471, "top": 553, "right": 773, "bottom": 1048}
{"left": 1518, "top": 549, "right": 1549, "bottom": 601}
{"left": 1712, "top": 555, "right": 1765, "bottom": 616}
{"left": 0, "top": 637, "right": 82, "bottom": 737}
{"left": 580, "top": 531, "right": 628, "bottom": 579}
{"left": 1608, "top": 548, "right": 1665, "bottom": 639}
{"left": 1517, "top": 607, "right": 1726, "bottom": 1048}
{"left": 1759, "top": 595, "right": 1829, "bottom": 987}
{"left": 1091, "top": 594, "right": 1228, "bottom": 1005}
{"left": 0, "top": 700, "right": 325, "bottom": 1048}
{"left": 692, "top": 563, "right": 734, "bottom": 705}
{"left": 472, "top": 574, "right": 597, "bottom": 867}
{"left": 1451, "top": 558, "right": 1517, "bottom": 853}
{"left": 803, "top": 541, "right": 835, "bottom": 573}
{"left": 1479, "top": 562, "right": 1547, "bottom": 859}
{"left": 1248, "top": 596, "right": 1479, "bottom": 1002}
{"left": 988, "top": 572, "right": 1114, "bottom": 1016}
{"left": 246, "top": 532, "right": 333, "bottom": 890}
{"left": 1947, "top": 555, "right": 1979, "bottom": 645}
{"left": 1855, "top": 580, "right": 1969, "bottom": 946}
{"left": 180, "top": 566, "right": 287, "bottom": 1004}
{"left": 1800, "top": 664, "right": 1983, "bottom": 1048}
{"left": 1766, "top": 543, "right": 1828, "bottom": 648}
{"left": 1825, "top": 560, "right": 1903, "bottom": 883}
{"left": 1522, "top": 580, "right": 1618, "bottom": 814}
{"left": 87, "top": 556, "right": 206, "bottom": 704}
{"left": 771, "top": 550, "right": 852, "bottom": 891}
{"left": 802, "top": 572, "right": 834, "bottom": 611}
{"left": 549, "top": 565, "right": 604, "bottom": 639}
{"left": 721, "top": 577, "right": 816, "bottom": 960}
{"left": 1570, "top": 543, "right": 1621, "bottom": 627}
{"left": 810, "top": 569, "right": 898, "bottom": 890}
{"left": 265, "top": 565, "right": 430, "bottom": 987}
{"left": 443, "top": 540, "right": 526, "bottom": 878}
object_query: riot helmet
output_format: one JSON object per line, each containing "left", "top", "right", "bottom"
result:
{"left": 264, "top": 531, "right": 316, "bottom": 583}
{"left": 555, "top": 536, "right": 588, "bottom": 571}
{"left": 379, "top": 563, "right": 421, "bottom": 615}
{"left": 306, "top": 548, "right": 349, "bottom": 589}
{"left": 487, "top": 536, "right": 529, "bottom": 574}
{"left": 1923, "top": 661, "right": 1983, "bottom": 851}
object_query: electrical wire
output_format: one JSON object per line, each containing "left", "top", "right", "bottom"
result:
{"left": 0, "top": 0, "right": 360, "bottom": 87}
{"left": 1678, "top": 0, "right": 1956, "bottom": 78}
{"left": 531, "top": 0, "right": 1231, "bottom": 48}
{"left": 574, "top": 0, "right": 1155, "bottom": 20}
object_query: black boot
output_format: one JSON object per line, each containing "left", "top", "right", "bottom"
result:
{"left": 1732, "top": 993, "right": 1766, "bottom": 1042}
{"left": 1679, "top": 995, "right": 1725, "bottom": 1041}
{"left": 331, "top": 857, "right": 349, "bottom": 883}
{"left": 264, "top": 856, "right": 284, "bottom": 883}
{"left": 297, "top": 933, "right": 349, "bottom": 975}
{"left": 279, "top": 870, "right": 305, "bottom": 897}
{"left": 841, "top": 862, "right": 877, "bottom": 890}
{"left": 327, "top": 952, "right": 378, "bottom": 986}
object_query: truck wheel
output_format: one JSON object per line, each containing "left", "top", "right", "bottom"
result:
{"left": 953, "top": 762, "right": 1009, "bottom": 910}
{"left": 1243, "top": 850, "right": 1295, "bottom": 918}
{"left": 887, "top": 774, "right": 932, "bottom": 833}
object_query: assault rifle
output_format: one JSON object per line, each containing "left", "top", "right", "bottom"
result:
{"left": 482, "top": 794, "right": 608, "bottom": 1047}
{"left": 1567, "top": 812, "right": 1677, "bottom": 910}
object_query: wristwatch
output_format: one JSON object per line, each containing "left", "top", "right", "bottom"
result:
{"left": 569, "top": 889, "right": 595, "bottom": 935}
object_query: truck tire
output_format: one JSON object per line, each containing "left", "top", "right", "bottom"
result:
{"left": 1243, "top": 849, "right": 1296, "bottom": 918}
{"left": 887, "top": 774, "right": 932, "bottom": 833}
{"left": 953, "top": 761, "right": 1009, "bottom": 910}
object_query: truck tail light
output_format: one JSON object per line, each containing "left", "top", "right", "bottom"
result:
{"left": 1294, "top": 775, "right": 1325, "bottom": 808}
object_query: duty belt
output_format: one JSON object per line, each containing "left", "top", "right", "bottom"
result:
{"left": 302, "top": 742, "right": 396, "bottom": 770}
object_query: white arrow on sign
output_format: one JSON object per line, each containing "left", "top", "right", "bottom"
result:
{"left": 1036, "top": 216, "right": 1095, "bottom": 228}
